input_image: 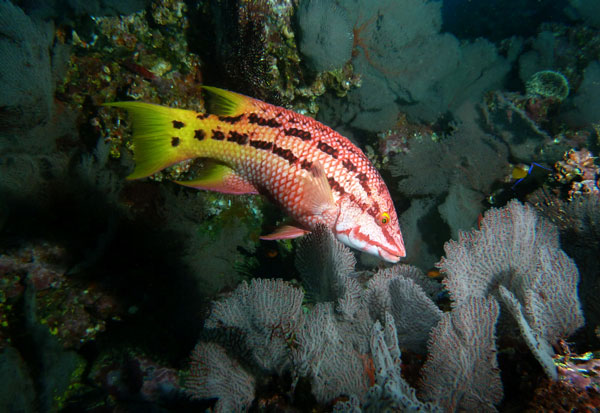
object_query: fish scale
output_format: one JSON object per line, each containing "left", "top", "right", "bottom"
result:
{"left": 104, "top": 86, "right": 405, "bottom": 262}
{"left": 231, "top": 105, "right": 375, "bottom": 225}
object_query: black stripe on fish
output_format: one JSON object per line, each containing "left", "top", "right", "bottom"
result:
{"left": 342, "top": 159, "right": 356, "bottom": 172}
{"left": 227, "top": 131, "right": 248, "bottom": 145}
{"left": 272, "top": 144, "right": 298, "bottom": 164}
{"left": 219, "top": 114, "right": 243, "bottom": 124}
{"left": 356, "top": 172, "right": 371, "bottom": 195}
{"left": 317, "top": 141, "right": 338, "bottom": 159}
{"left": 300, "top": 159, "right": 312, "bottom": 171}
{"left": 249, "top": 139, "right": 273, "bottom": 150}
{"left": 284, "top": 127, "right": 312, "bottom": 141}
{"left": 248, "top": 113, "right": 281, "bottom": 128}
{"left": 328, "top": 176, "right": 346, "bottom": 195}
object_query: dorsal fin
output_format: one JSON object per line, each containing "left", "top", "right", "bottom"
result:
{"left": 202, "top": 86, "right": 256, "bottom": 116}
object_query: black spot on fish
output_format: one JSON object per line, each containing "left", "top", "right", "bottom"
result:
{"left": 172, "top": 120, "right": 185, "bottom": 129}
{"left": 328, "top": 177, "right": 346, "bottom": 195}
{"left": 212, "top": 130, "right": 225, "bottom": 141}
{"left": 219, "top": 114, "right": 243, "bottom": 124}
{"left": 342, "top": 159, "right": 356, "bottom": 172}
{"left": 272, "top": 144, "right": 298, "bottom": 164}
{"left": 196, "top": 113, "right": 209, "bottom": 120}
{"left": 171, "top": 137, "right": 180, "bottom": 147}
{"left": 317, "top": 141, "right": 338, "bottom": 159}
{"left": 284, "top": 127, "right": 312, "bottom": 141}
{"left": 194, "top": 129, "right": 205, "bottom": 141}
{"left": 249, "top": 139, "right": 273, "bottom": 150}
{"left": 227, "top": 131, "right": 248, "bottom": 145}
{"left": 300, "top": 159, "right": 312, "bottom": 170}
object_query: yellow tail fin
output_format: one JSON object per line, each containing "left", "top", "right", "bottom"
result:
{"left": 103, "top": 101, "right": 203, "bottom": 180}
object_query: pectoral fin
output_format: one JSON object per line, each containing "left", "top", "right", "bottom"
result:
{"left": 174, "top": 163, "right": 258, "bottom": 195}
{"left": 260, "top": 225, "right": 309, "bottom": 240}
{"left": 298, "top": 162, "right": 338, "bottom": 218}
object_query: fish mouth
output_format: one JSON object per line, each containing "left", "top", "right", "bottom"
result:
{"left": 378, "top": 248, "right": 402, "bottom": 263}
{"left": 334, "top": 227, "right": 404, "bottom": 263}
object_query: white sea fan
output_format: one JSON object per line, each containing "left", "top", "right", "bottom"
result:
{"left": 437, "top": 200, "right": 584, "bottom": 378}
{"left": 296, "top": 0, "right": 354, "bottom": 72}
{"left": 186, "top": 342, "right": 255, "bottom": 413}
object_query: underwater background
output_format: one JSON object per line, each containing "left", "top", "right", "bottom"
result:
{"left": 1, "top": 0, "right": 600, "bottom": 411}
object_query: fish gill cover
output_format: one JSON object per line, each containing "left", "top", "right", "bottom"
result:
{"left": 0, "top": 0, "right": 600, "bottom": 411}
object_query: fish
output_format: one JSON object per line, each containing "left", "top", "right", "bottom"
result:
{"left": 104, "top": 86, "right": 405, "bottom": 262}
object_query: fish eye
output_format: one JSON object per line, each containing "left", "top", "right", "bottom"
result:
{"left": 379, "top": 212, "right": 390, "bottom": 225}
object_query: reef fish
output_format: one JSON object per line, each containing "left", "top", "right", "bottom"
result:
{"left": 105, "top": 87, "right": 405, "bottom": 262}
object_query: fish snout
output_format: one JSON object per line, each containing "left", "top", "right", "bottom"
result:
{"left": 377, "top": 243, "right": 404, "bottom": 263}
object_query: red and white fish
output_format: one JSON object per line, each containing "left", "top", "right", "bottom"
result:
{"left": 105, "top": 87, "right": 405, "bottom": 262}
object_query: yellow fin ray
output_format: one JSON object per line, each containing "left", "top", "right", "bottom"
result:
{"left": 174, "top": 163, "right": 258, "bottom": 195}
{"left": 103, "top": 101, "right": 203, "bottom": 180}
{"left": 202, "top": 86, "right": 256, "bottom": 116}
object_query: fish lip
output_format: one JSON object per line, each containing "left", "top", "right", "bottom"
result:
{"left": 378, "top": 248, "right": 402, "bottom": 263}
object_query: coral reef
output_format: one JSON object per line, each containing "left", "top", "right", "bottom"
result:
{"left": 568, "top": 0, "right": 600, "bottom": 28}
{"left": 387, "top": 127, "right": 509, "bottom": 266}
{"left": 0, "top": 243, "right": 121, "bottom": 349}
{"left": 388, "top": 132, "right": 508, "bottom": 197}
{"left": 482, "top": 90, "right": 564, "bottom": 164}
{"left": 363, "top": 313, "right": 440, "bottom": 412}
{"left": 2, "top": 0, "right": 600, "bottom": 411}
{"left": 565, "top": 61, "right": 600, "bottom": 128}
{"left": 87, "top": 348, "right": 185, "bottom": 409}
{"left": 312, "top": 0, "right": 510, "bottom": 132}
{"left": 204, "top": 278, "right": 304, "bottom": 374}
{"left": 296, "top": 0, "right": 354, "bottom": 72}
{"left": 438, "top": 200, "right": 584, "bottom": 378}
{"left": 186, "top": 225, "right": 517, "bottom": 411}
{"left": 0, "top": 0, "right": 55, "bottom": 133}
{"left": 295, "top": 223, "right": 358, "bottom": 305}
{"left": 421, "top": 297, "right": 502, "bottom": 412}
{"left": 187, "top": 342, "right": 255, "bottom": 412}
{"left": 529, "top": 349, "right": 600, "bottom": 411}
{"left": 528, "top": 191, "right": 600, "bottom": 346}
{"left": 366, "top": 265, "right": 442, "bottom": 354}
{"left": 525, "top": 70, "right": 570, "bottom": 101}
{"left": 553, "top": 148, "right": 600, "bottom": 199}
